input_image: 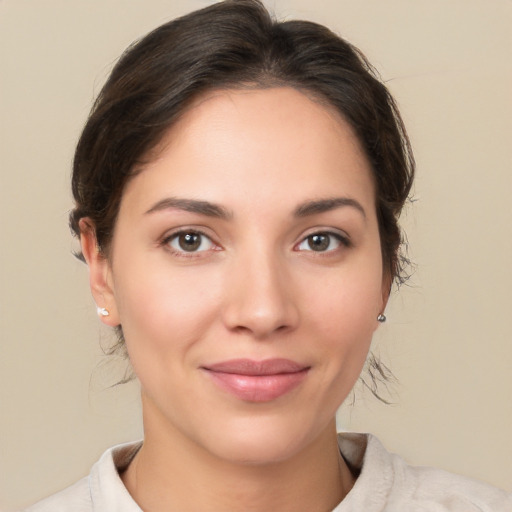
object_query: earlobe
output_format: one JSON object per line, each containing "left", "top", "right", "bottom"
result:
{"left": 79, "top": 218, "right": 120, "bottom": 327}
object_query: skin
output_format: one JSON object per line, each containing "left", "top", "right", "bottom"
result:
{"left": 81, "top": 87, "right": 388, "bottom": 511}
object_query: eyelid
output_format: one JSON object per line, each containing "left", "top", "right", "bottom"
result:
{"left": 294, "top": 229, "right": 351, "bottom": 252}
{"left": 161, "top": 227, "right": 221, "bottom": 256}
{"left": 299, "top": 226, "right": 351, "bottom": 243}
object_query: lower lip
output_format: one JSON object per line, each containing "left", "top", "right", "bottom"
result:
{"left": 204, "top": 369, "right": 309, "bottom": 402}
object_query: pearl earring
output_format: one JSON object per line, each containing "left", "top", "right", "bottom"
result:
{"left": 97, "top": 307, "right": 110, "bottom": 317}
{"left": 377, "top": 313, "right": 386, "bottom": 323}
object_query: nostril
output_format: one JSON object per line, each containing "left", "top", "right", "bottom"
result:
{"left": 229, "top": 321, "right": 294, "bottom": 340}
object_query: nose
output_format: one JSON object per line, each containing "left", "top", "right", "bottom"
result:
{"left": 221, "top": 249, "right": 300, "bottom": 339}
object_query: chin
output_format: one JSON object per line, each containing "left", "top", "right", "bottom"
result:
{"left": 200, "top": 413, "right": 331, "bottom": 466}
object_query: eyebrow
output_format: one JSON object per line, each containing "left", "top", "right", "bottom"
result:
{"left": 293, "top": 197, "right": 366, "bottom": 219}
{"left": 145, "top": 196, "right": 366, "bottom": 220}
{"left": 145, "top": 197, "right": 232, "bottom": 219}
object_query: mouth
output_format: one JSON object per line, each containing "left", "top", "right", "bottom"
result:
{"left": 201, "top": 358, "right": 310, "bottom": 402}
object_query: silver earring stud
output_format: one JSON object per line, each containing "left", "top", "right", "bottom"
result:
{"left": 97, "top": 307, "right": 110, "bottom": 317}
{"left": 377, "top": 313, "right": 386, "bottom": 323}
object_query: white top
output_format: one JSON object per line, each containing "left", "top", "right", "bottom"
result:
{"left": 25, "top": 433, "right": 512, "bottom": 511}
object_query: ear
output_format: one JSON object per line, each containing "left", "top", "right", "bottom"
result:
{"left": 377, "top": 271, "right": 392, "bottom": 326}
{"left": 79, "top": 218, "right": 120, "bottom": 327}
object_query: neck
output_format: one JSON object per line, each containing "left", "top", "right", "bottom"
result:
{"left": 122, "top": 398, "right": 354, "bottom": 512}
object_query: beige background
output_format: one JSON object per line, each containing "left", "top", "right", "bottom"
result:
{"left": 1, "top": 0, "right": 511, "bottom": 509}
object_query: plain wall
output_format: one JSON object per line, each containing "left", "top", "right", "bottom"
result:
{"left": 1, "top": 0, "right": 511, "bottom": 509}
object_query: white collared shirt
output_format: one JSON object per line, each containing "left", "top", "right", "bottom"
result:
{"left": 25, "top": 433, "right": 512, "bottom": 511}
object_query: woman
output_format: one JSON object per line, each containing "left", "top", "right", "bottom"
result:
{"left": 25, "top": 1, "right": 511, "bottom": 510}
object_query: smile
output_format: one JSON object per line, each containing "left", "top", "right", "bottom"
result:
{"left": 202, "top": 358, "right": 310, "bottom": 402}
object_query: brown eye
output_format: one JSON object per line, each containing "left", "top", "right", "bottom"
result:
{"left": 296, "top": 232, "right": 348, "bottom": 253}
{"left": 179, "top": 233, "right": 201, "bottom": 251}
{"left": 168, "top": 231, "right": 214, "bottom": 253}
{"left": 307, "top": 234, "right": 330, "bottom": 251}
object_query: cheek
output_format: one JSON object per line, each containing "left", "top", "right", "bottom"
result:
{"left": 309, "top": 261, "right": 382, "bottom": 332}
{"left": 303, "top": 256, "right": 383, "bottom": 371}
{"left": 111, "top": 257, "right": 223, "bottom": 365}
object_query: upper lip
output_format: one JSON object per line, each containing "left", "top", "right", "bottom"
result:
{"left": 203, "top": 358, "right": 309, "bottom": 376}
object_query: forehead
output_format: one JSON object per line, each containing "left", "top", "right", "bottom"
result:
{"left": 122, "top": 87, "right": 375, "bottom": 216}
{"left": 164, "top": 86, "right": 365, "bottom": 163}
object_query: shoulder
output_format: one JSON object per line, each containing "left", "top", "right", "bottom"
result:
{"left": 337, "top": 433, "right": 512, "bottom": 512}
{"left": 23, "top": 477, "right": 90, "bottom": 512}
{"left": 392, "top": 462, "right": 512, "bottom": 511}
{"left": 23, "top": 441, "right": 142, "bottom": 512}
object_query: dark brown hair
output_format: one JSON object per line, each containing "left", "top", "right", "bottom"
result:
{"left": 72, "top": 0, "right": 415, "bottom": 396}
{"left": 70, "top": 0, "right": 414, "bottom": 286}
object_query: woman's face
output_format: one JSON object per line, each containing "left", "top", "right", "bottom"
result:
{"left": 87, "top": 87, "right": 387, "bottom": 464}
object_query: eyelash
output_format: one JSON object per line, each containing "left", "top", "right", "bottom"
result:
{"left": 295, "top": 231, "right": 351, "bottom": 254}
{"left": 161, "top": 229, "right": 219, "bottom": 258}
{"left": 161, "top": 228, "right": 351, "bottom": 258}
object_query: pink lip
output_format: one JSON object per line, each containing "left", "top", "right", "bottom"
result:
{"left": 202, "top": 358, "right": 309, "bottom": 402}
